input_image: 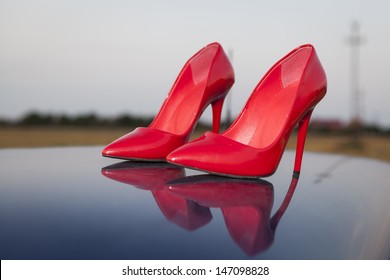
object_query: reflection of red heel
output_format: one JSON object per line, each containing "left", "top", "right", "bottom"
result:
{"left": 168, "top": 44, "right": 327, "bottom": 177}
{"left": 101, "top": 162, "right": 211, "bottom": 230}
{"left": 168, "top": 175, "right": 275, "bottom": 255}
{"left": 102, "top": 42, "right": 234, "bottom": 161}
{"left": 168, "top": 174, "right": 299, "bottom": 256}
{"left": 152, "top": 191, "right": 212, "bottom": 231}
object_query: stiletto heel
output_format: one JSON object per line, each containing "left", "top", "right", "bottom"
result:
{"left": 211, "top": 97, "right": 225, "bottom": 133}
{"left": 293, "top": 109, "right": 313, "bottom": 179}
{"left": 167, "top": 44, "right": 327, "bottom": 177}
{"left": 102, "top": 42, "right": 234, "bottom": 161}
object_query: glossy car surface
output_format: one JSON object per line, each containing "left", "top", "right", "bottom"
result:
{"left": 1, "top": 147, "right": 390, "bottom": 259}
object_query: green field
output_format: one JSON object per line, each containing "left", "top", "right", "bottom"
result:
{"left": 1, "top": 126, "right": 390, "bottom": 163}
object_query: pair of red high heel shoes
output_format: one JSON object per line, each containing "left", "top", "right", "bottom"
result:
{"left": 102, "top": 42, "right": 327, "bottom": 178}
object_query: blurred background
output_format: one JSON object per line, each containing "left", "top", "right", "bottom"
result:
{"left": 1, "top": 0, "right": 389, "bottom": 161}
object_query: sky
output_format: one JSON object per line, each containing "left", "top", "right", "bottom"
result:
{"left": 1, "top": 0, "right": 390, "bottom": 127}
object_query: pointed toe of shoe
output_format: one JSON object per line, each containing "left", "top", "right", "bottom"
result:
{"left": 166, "top": 132, "right": 216, "bottom": 167}
{"left": 101, "top": 132, "right": 142, "bottom": 159}
{"left": 167, "top": 132, "right": 233, "bottom": 174}
{"left": 102, "top": 127, "right": 186, "bottom": 161}
{"left": 102, "top": 141, "right": 127, "bottom": 159}
{"left": 166, "top": 147, "right": 196, "bottom": 167}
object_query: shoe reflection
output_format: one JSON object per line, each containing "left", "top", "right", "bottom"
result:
{"left": 168, "top": 175, "right": 298, "bottom": 255}
{"left": 101, "top": 162, "right": 212, "bottom": 230}
{"left": 102, "top": 162, "right": 299, "bottom": 256}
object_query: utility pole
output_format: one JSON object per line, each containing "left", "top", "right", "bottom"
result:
{"left": 347, "top": 21, "right": 364, "bottom": 127}
{"left": 347, "top": 20, "right": 364, "bottom": 145}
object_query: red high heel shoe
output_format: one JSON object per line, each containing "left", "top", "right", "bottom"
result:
{"left": 167, "top": 44, "right": 327, "bottom": 177}
{"left": 102, "top": 42, "right": 234, "bottom": 161}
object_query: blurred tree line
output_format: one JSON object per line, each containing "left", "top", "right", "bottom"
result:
{"left": 0, "top": 111, "right": 210, "bottom": 130}
{"left": 0, "top": 111, "right": 154, "bottom": 127}
{"left": 0, "top": 111, "right": 389, "bottom": 135}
